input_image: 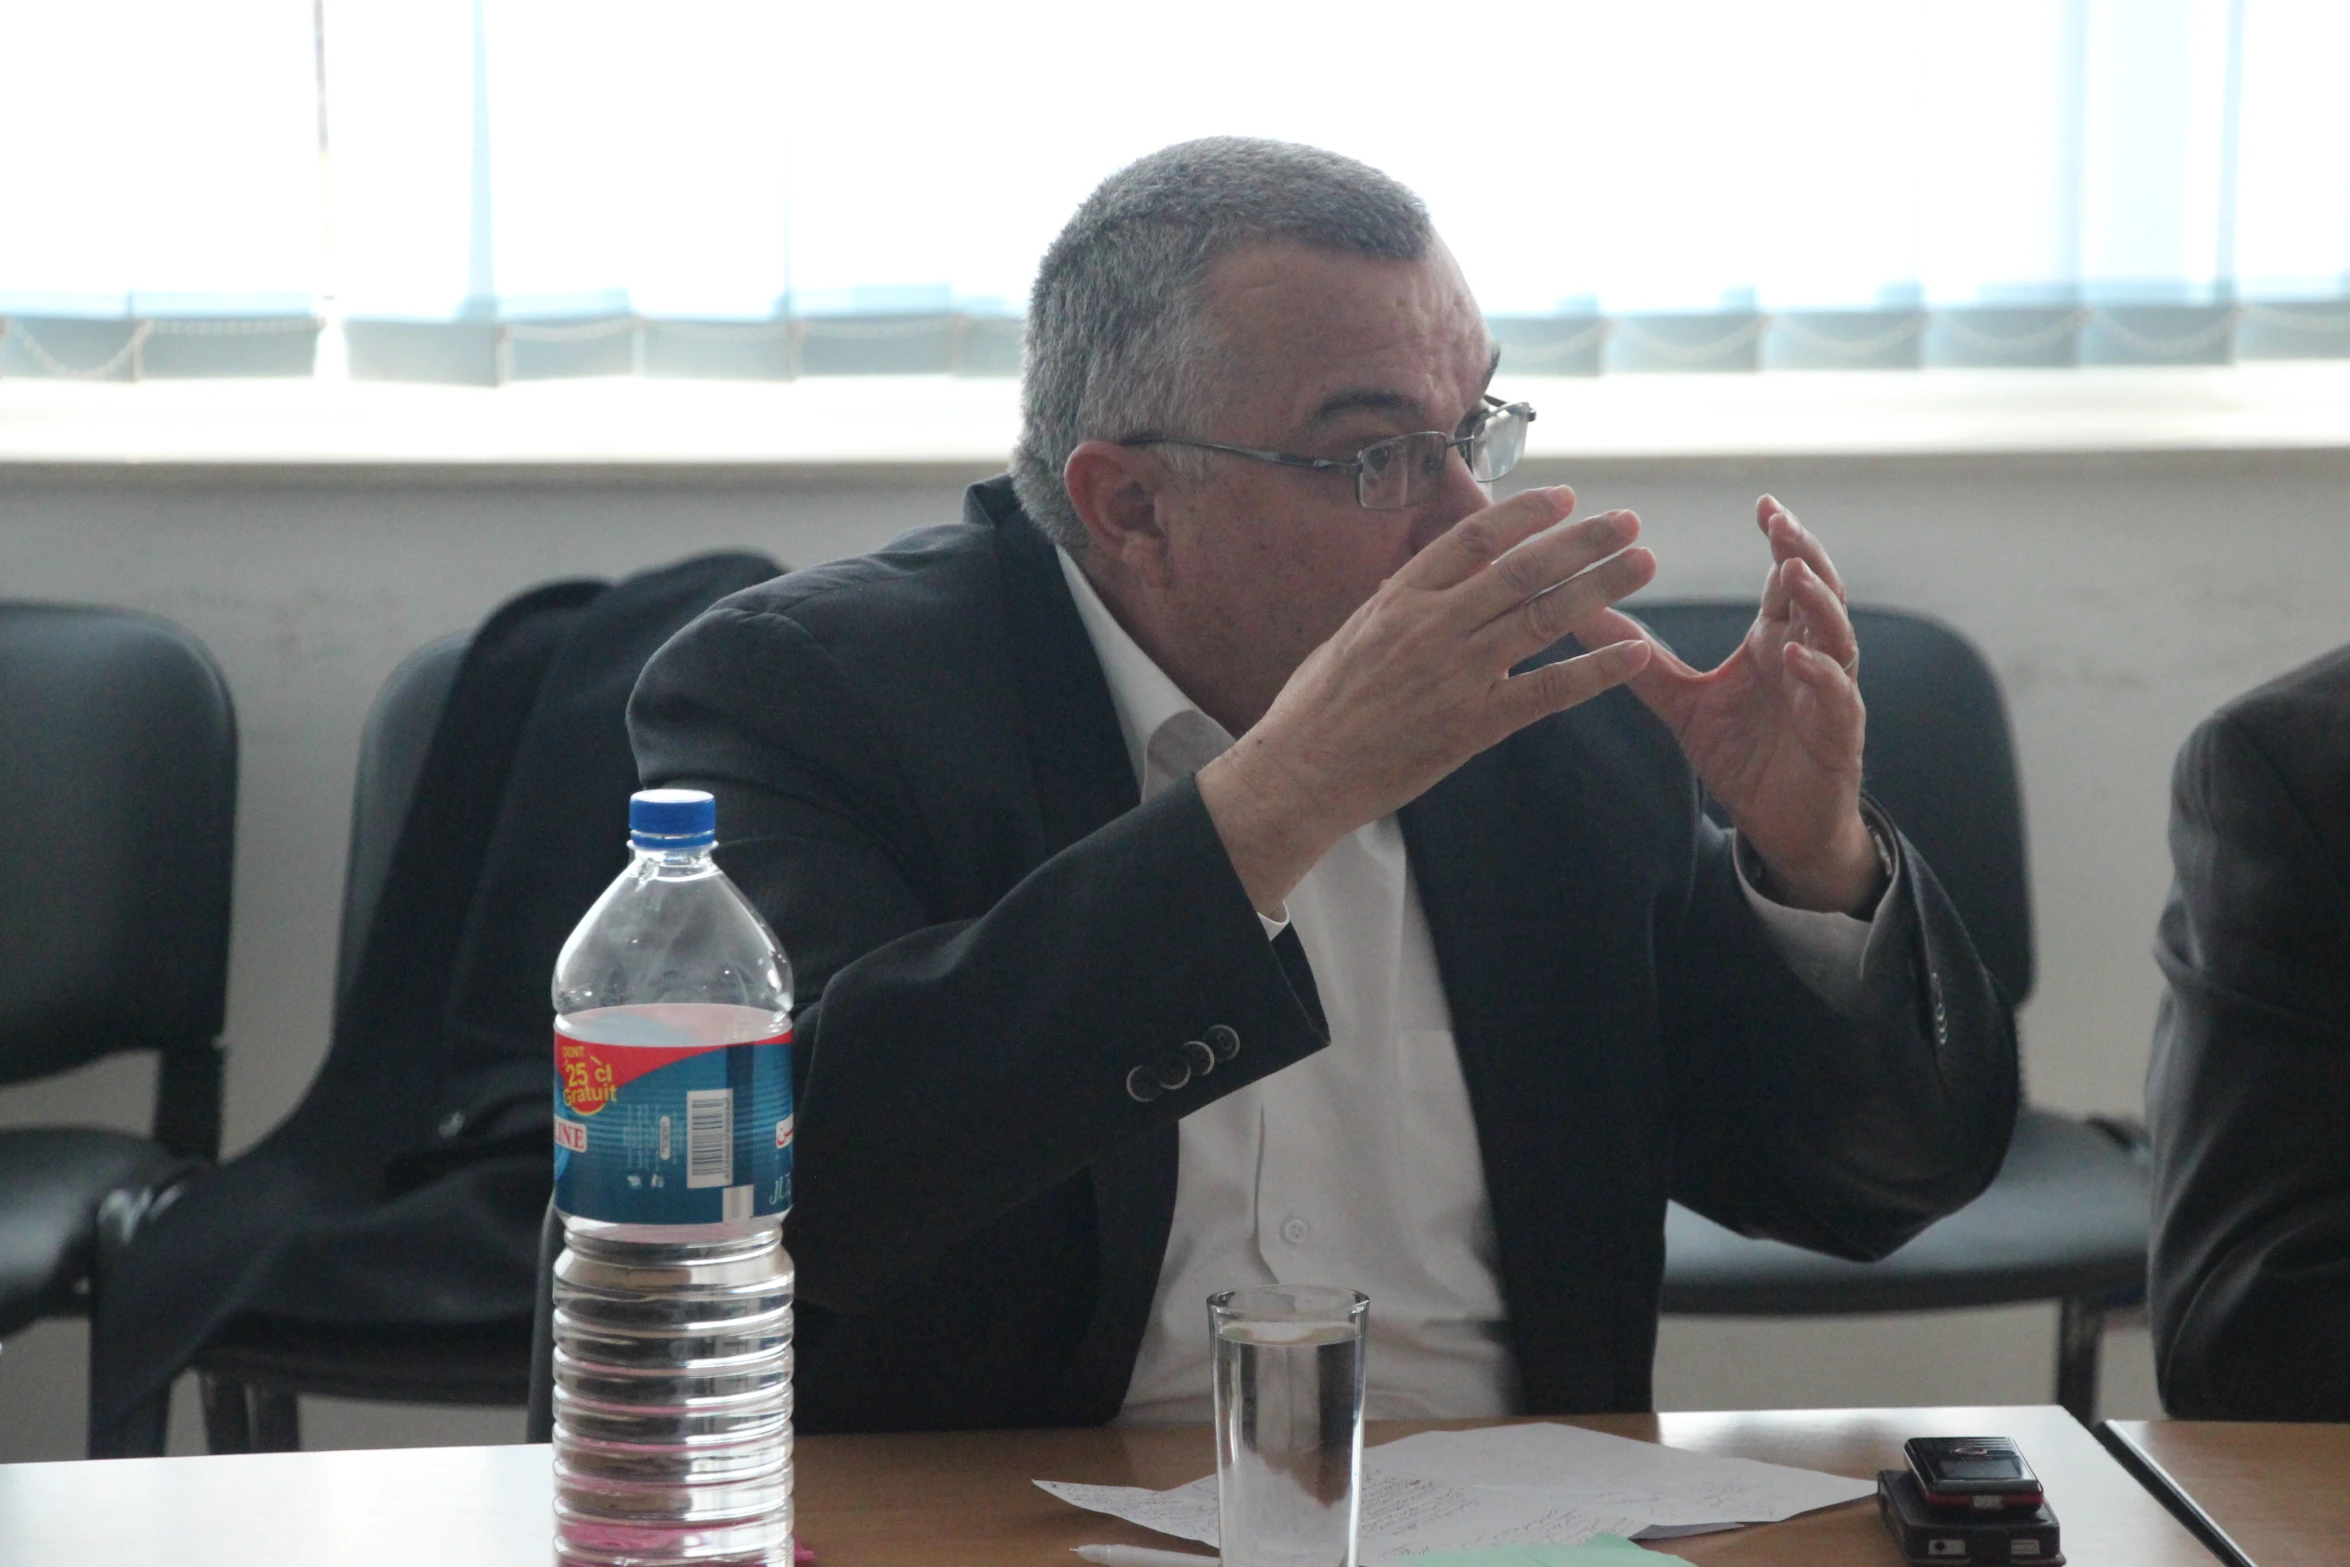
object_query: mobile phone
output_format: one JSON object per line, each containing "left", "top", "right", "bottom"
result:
{"left": 1903, "top": 1437, "right": 2045, "bottom": 1511}
{"left": 1879, "top": 1469, "right": 2064, "bottom": 1564}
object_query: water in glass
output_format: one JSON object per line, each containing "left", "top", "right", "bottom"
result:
{"left": 1211, "top": 1288, "right": 1368, "bottom": 1567}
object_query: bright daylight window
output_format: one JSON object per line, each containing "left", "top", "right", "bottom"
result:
{"left": 4, "top": 0, "right": 2350, "bottom": 384}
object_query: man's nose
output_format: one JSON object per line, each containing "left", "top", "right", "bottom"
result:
{"left": 1409, "top": 446, "right": 1499, "bottom": 549}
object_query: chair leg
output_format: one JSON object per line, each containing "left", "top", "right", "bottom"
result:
{"left": 251, "top": 1386, "right": 301, "bottom": 1451}
{"left": 527, "top": 1193, "right": 562, "bottom": 1445}
{"left": 2056, "top": 1295, "right": 2105, "bottom": 1422}
{"left": 200, "top": 1374, "right": 254, "bottom": 1453}
{"left": 87, "top": 1388, "right": 172, "bottom": 1459}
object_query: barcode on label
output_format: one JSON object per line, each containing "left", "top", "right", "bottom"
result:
{"left": 685, "top": 1088, "right": 733, "bottom": 1188}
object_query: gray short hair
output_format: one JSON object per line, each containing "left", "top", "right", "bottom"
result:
{"left": 1011, "top": 137, "right": 1434, "bottom": 552}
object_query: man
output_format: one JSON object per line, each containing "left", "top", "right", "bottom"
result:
{"left": 630, "top": 138, "right": 2016, "bottom": 1429}
{"left": 2147, "top": 645, "right": 2350, "bottom": 1419}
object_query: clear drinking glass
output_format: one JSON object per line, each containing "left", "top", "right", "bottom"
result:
{"left": 1209, "top": 1287, "right": 1369, "bottom": 1567}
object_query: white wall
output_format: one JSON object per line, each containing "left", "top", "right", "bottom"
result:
{"left": 3, "top": 446, "right": 2346, "bottom": 1459}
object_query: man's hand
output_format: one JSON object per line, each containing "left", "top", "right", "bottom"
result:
{"left": 1582, "top": 496, "right": 1879, "bottom": 915}
{"left": 1197, "top": 486, "right": 1655, "bottom": 917}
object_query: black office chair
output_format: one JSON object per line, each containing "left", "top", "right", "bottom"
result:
{"left": 190, "top": 634, "right": 538, "bottom": 1449}
{"left": 154, "top": 551, "right": 781, "bottom": 1454}
{"left": 1634, "top": 602, "right": 2148, "bottom": 1422}
{"left": 0, "top": 605, "right": 234, "bottom": 1397}
{"left": 527, "top": 1195, "right": 560, "bottom": 1444}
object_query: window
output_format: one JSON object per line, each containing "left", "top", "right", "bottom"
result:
{"left": 6, "top": 0, "right": 2348, "bottom": 381}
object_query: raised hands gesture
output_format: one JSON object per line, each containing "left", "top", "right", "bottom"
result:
{"left": 1199, "top": 485, "right": 1654, "bottom": 915}
{"left": 1198, "top": 487, "right": 1880, "bottom": 920}
{"left": 1581, "top": 497, "right": 1881, "bottom": 914}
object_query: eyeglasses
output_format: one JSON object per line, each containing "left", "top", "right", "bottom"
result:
{"left": 1118, "top": 395, "right": 1537, "bottom": 511}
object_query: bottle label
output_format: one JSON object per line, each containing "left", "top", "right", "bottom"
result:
{"left": 553, "top": 1021, "right": 793, "bottom": 1223}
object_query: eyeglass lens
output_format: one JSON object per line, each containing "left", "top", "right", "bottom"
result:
{"left": 1356, "top": 405, "right": 1530, "bottom": 509}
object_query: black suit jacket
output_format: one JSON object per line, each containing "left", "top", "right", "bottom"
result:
{"left": 628, "top": 478, "right": 2017, "bottom": 1429}
{"left": 2149, "top": 643, "right": 2350, "bottom": 1419}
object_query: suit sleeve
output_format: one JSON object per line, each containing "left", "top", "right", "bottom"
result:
{"left": 629, "top": 602, "right": 1327, "bottom": 1315}
{"left": 2148, "top": 712, "right": 2350, "bottom": 1418}
{"left": 1661, "top": 803, "right": 2020, "bottom": 1261}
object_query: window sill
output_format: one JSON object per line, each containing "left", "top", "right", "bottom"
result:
{"left": 9, "top": 362, "right": 2350, "bottom": 469}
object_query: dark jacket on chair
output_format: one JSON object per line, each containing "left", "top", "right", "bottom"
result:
{"left": 627, "top": 478, "right": 2019, "bottom": 1430}
{"left": 2150, "top": 642, "right": 2350, "bottom": 1419}
{"left": 89, "top": 551, "right": 779, "bottom": 1453}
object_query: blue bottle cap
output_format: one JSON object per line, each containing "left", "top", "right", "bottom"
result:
{"left": 630, "top": 788, "right": 717, "bottom": 849}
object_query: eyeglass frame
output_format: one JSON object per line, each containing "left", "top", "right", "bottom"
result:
{"left": 1114, "top": 394, "right": 1537, "bottom": 511}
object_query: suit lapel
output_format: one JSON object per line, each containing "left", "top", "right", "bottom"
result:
{"left": 976, "top": 480, "right": 1178, "bottom": 1420}
{"left": 1401, "top": 727, "right": 1650, "bottom": 1412}
{"left": 979, "top": 481, "right": 1141, "bottom": 852}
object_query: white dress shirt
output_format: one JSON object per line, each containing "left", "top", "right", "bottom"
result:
{"left": 1053, "top": 549, "right": 1912, "bottom": 1426}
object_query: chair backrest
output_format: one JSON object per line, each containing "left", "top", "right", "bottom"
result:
{"left": 0, "top": 604, "right": 236, "bottom": 1153}
{"left": 335, "top": 633, "right": 469, "bottom": 1009}
{"left": 1630, "top": 601, "right": 2034, "bottom": 1006}
{"left": 270, "top": 552, "right": 782, "bottom": 1176}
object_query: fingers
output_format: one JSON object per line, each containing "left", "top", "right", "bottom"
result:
{"left": 1496, "top": 637, "right": 1652, "bottom": 732}
{"left": 1471, "top": 541, "right": 1655, "bottom": 667}
{"left": 1575, "top": 605, "right": 1691, "bottom": 674}
{"left": 1757, "top": 496, "right": 1847, "bottom": 603}
{"left": 1456, "top": 509, "right": 1642, "bottom": 633}
{"left": 1782, "top": 557, "right": 1858, "bottom": 672}
{"left": 1574, "top": 604, "right": 1705, "bottom": 712}
{"left": 1400, "top": 485, "right": 1579, "bottom": 592}
{"left": 1782, "top": 640, "right": 1867, "bottom": 749}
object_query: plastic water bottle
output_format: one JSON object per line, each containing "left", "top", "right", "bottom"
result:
{"left": 550, "top": 788, "right": 796, "bottom": 1567}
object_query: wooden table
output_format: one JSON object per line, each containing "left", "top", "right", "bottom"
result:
{"left": 0, "top": 1407, "right": 2210, "bottom": 1567}
{"left": 2101, "top": 1420, "right": 2350, "bottom": 1567}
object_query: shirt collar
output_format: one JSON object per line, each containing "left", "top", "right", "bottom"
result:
{"left": 1056, "top": 545, "right": 1236, "bottom": 798}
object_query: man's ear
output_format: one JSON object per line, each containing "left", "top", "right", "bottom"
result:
{"left": 1063, "top": 440, "right": 1174, "bottom": 581}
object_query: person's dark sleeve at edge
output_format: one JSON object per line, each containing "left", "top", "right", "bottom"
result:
{"left": 2149, "top": 691, "right": 2350, "bottom": 1420}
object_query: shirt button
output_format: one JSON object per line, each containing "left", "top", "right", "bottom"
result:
{"left": 1280, "top": 1217, "right": 1311, "bottom": 1245}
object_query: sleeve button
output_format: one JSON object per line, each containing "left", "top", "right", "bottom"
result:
{"left": 1205, "top": 1024, "right": 1241, "bottom": 1062}
{"left": 1152, "top": 1049, "right": 1193, "bottom": 1092}
{"left": 1126, "top": 1065, "right": 1164, "bottom": 1103}
{"left": 1182, "top": 1039, "right": 1216, "bottom": 1077}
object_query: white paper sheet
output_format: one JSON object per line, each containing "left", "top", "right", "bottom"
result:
{"left": 1037, "top": 1422, "right": 1874, "bottom": 1562}
{"left": 1363, "top": 1423, "right": 1874, "bottom": 1525}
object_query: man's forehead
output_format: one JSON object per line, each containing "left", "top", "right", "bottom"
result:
{"left": 1202, "top": 241, "right": 1493, "bottom": 429}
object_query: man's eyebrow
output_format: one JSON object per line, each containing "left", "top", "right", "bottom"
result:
{"left": 1308, "top": 347, "right": 1506, "bottom": 429}
{"left": 1309, "top": 387, "right": 1425, "bottom": 426}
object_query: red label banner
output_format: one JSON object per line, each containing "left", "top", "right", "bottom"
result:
{"left": 555, "top": 1028, "right": 791, "bottom": 1117}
